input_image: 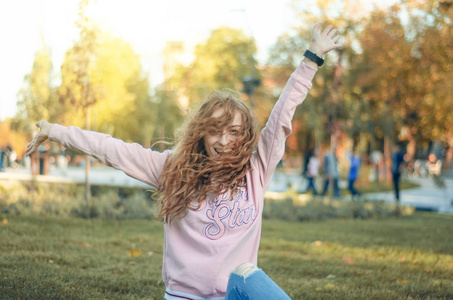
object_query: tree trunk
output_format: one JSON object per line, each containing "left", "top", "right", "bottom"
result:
{"left": 384, "top": 137, "right": 391, "bottom": 185}
{"left": 444, "top": 135, "right": 453, "bottom": 171}
{"left": 85, "top": 106, "right": 91, "bottom": 203}
{"left": 406, "top": 126, "right": 417, "bottom": 165}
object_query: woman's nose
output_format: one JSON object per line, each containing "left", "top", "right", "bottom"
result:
{"left": 219, "top": 133, "right": 228, "bottom": 145}
{"left": 219, "top": 132, "right": 231, "bottom": 145}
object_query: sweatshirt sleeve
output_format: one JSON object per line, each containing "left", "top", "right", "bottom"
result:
{"left": 251, "top": 61, "right": 317, "bottom": 189}
{"left": 49, "top": 124, "right": 169, "bottom": 188}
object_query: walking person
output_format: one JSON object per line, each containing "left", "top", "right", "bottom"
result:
{"left": 5, "top": 143, "right": 13, "bottom": 167}
{"left": 346, "top": 149, "right": 361, "bottom": 199}
{"left": 57, "top": 145, "right": 69, "bottom": 176}
{"left": 391, "top": 144, "right": 405, "bottom": 203}
{"left": 0, "top": 146, "right": 5, "bottom": 172}
{"left": 26, "top": 23, "right": 343, "bottom": 300}
{"left": 305, "top": 148, "right": 320, "bottom": 196}
{"left": 322, "top": 148, "right": 340, "bottom": 198}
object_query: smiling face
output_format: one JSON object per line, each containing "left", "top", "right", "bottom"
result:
{"left": 203, "top": 108, "right": 243, "bottom": 158}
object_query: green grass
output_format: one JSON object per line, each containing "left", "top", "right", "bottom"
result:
{"left": 1, "top": 213, "right": 452, "bottom": 299}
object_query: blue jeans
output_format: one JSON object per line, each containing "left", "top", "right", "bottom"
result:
{"left": 348, "top": 179, "right": 357, "bottom": 196}
{"left": 322, "top": 178, "right": 340, "bottom": 198}
{"left": 0, "top": 151, "right": 4, "bottom": 171}
{"left": 306, "top": 176, "right": 317, "bottom": 195}
{"left": 392, "top": 172, "right": 401, "bottom": 201}
{"left": 226, "top": 263, "right": 291, "bottom": 300}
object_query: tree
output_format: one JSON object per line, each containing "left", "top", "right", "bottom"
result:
{"left": 350, "top": 1, "right": 453, "bottom": 168}
{"left": 171, "top": 27, "right": 259, "bottom": 106}
{"left": 86, "top": 33, "right": 149, "bottom": 141}
{"left": 408, "top": 0, "right": 453, "bottom": 168}
{"left": 120, "top": 75, "right": 155, "bottom": 146}
{"left": 0, "top": 119, "right": 28, "bottom": 159}
{"left": 150, "top": 85, "right": 184, "bottom": 150}
{"left": 15, "top": 43, "right": 60, "bottom": 129}
{"left": 58, "top": 12, "right": 151, "bottom": 144}
{"left": 267, "top": 0, "right": 363, "bottom": 157}
{"left": 57, "top": 0, "right": 99, "bottom": 128}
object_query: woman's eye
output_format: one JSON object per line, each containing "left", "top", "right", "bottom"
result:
{"left": 230, "top": 130, "right": 239, "bottom": 135}
{"left": 209, "top": 129, "right": 221, "bottom": 135}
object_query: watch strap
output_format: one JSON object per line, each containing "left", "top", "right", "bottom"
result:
{"left": 303, "top": 50, "right": 324, "bottom": 67}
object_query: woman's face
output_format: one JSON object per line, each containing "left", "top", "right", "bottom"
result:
{"left": 203, "top": 108, "right": 243, "bottom": 158}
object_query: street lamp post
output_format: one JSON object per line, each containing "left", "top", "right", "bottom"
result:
{"left": 241, "top": 77, "right": 261, "bottom": 107}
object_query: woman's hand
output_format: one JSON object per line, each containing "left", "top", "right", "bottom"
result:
{"left": 25, "top": 121, "right": 54, "bottom": 157}
{"left": 307, "top": 22, "right": 343, "bottom": 57}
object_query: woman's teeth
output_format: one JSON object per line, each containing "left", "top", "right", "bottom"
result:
{"left": 215, "top": 149, "right": 232, "bottom": 154}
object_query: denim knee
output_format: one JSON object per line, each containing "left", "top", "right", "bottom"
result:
{"left": 231, "top": 262, "right": 260, "bottom": 278}
{"left": 225, "top": 263, "right": 291, "bottom": 300}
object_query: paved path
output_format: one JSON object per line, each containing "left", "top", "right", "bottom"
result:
{"left": 0, "top": 166, "right": 150, "bottom": 188}
{"left": 361, "top": 176, "right": 453, "bottom": 214}
{"left": 269, "top": 171, "right": 453, "bottom": 214}
{"left": 1, "top": 166, "right": 452, "bottom": 214}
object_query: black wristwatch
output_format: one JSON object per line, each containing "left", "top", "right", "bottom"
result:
{"left": 303, "top": 50, "right": 324, "bottom": 67}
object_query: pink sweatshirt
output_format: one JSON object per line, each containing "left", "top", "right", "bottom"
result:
{"left": 49, "top": 61, "right": 317, "bottom": 300}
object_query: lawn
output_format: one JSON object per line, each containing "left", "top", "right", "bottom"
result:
{"left": 1, "top": 212, "right": 452, "bottom": 299}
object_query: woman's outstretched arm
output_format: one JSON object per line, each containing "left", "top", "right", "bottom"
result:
{"left": 25, "top": 120, "right": 168, "bottom": 188}
{"left": 253, "top": 23, "right": 343, "bottom": 188}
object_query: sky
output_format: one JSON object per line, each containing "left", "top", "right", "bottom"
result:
{"left": 0, "top": 0, "right": 397, "bottom": 121}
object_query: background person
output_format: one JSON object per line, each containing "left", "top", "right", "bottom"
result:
{"left": 305, "top": 148, "right": 320, "bottom": 196}
{"left": 346, "top": 149, "right": 361, "bottom": 199}
{"left": 322, "top": 147, "right": 340, "bottom": 198}
{"left": 0, "top": 146, "right": 5, "bottom": 172}
{"left": 391, "top": 144, "right": 405, "bottom": 203}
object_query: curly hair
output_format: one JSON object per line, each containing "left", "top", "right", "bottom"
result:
{"left": 156, "top": 89, "right": 259, "bottom": 224}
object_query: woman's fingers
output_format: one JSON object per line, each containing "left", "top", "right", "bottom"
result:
{"left": 322, "top": 25, "right": 334, "bottom": 36}
{"left": 312, "top": 22, "right": 321, "bottom": 36}
{"left": 26, "top": 132, "right": 39, "bottom": 157}
{"left": 328, "top": 28, "right": 338, "bottom": 38}
{"left": 25, "top": 140, "right": 35, "bottom": 156}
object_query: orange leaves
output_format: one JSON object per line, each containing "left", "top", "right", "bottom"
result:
{"left": 397, "top": 257, "right": 419, "bottom": 265}
{"left": 342, "top": 256, "right": 355, "bottom": 265}
{"left": 0, "top": 119, "right": 29, "bottom": 158}
{"left": 316, "top": 283, "right": 337, "bottom": 291}
{"left": 127, "top": 249, "right": 142, "bottom": 257}
{"left": 1, "top": 218, "right": 7, "bottom": 226}
{"left": 312, "top": 240, "right": 332, "bottom": 247}
{"left": 312, "top": 240, "right": 355, "bottom": 264}
{"left": 79, "top": 242, "right": 92, "bottom": 248}
{"left": 127, "top": 249, "right": 156, "bottom": 258}
{"left": 312, "top": 241, "right": 322, "bottom": 247}
{"left": 313, "top": 240, "right": 323, "bottom": 247}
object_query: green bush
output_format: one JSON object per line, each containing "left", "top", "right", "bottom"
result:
{"left": 262, "top": 197, "right": 415, "bottom": 221}
{"left": 1, "top": 181, "right": 414, "bottom": 222}
{"left": 0, "top": 181, "right": 156, "bottom": 220}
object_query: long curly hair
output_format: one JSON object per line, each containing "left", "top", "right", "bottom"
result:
{"left": 156, "top": 89, "right": 259, "bottom": 224}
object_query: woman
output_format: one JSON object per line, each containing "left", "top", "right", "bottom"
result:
{"left": 26, "top": 22, "right": 342, "bottom": 300}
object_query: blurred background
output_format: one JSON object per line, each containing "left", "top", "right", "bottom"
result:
{"left": 1, "top": 0, "right": 452, "bottom": 183}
